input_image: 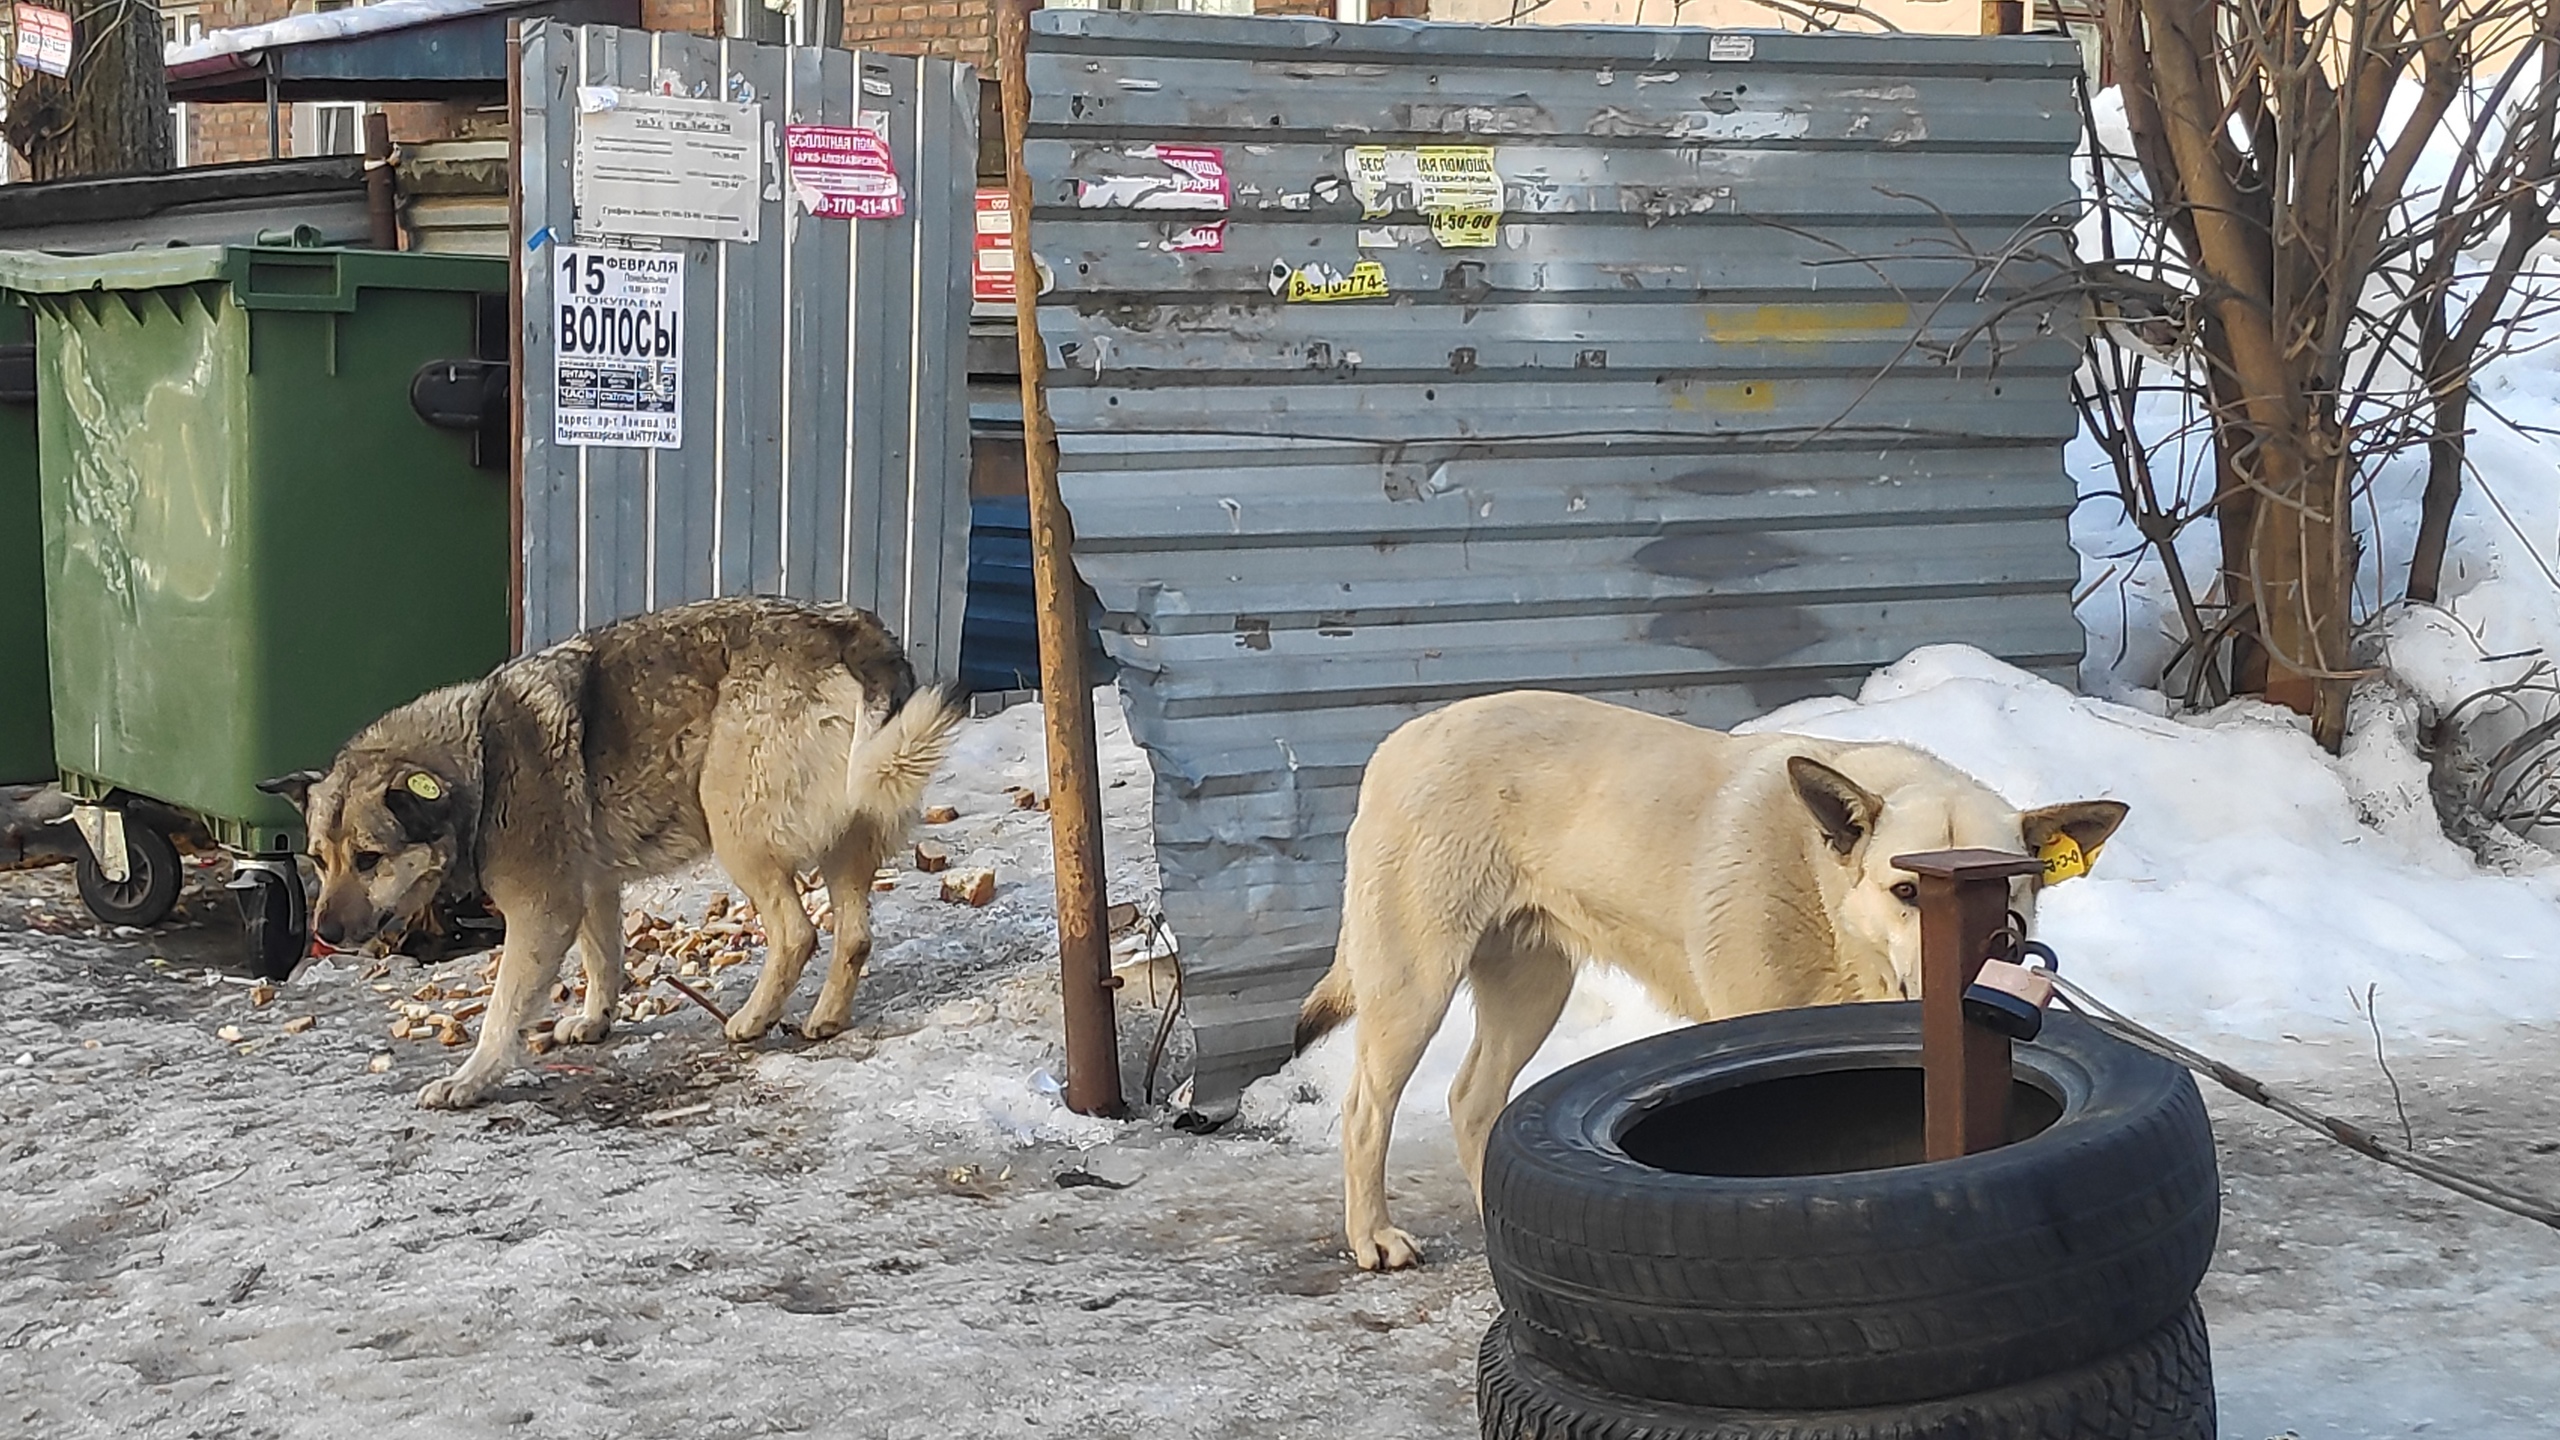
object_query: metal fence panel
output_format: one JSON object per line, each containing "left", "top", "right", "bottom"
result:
{"left": 1023, "top": 12, "right": 2088, "bottom": 1115}
{"left": 519, "top": 22, "right": 976, "bottom": 676}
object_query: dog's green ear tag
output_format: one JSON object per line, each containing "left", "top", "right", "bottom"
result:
{"left": 405, "top": 773, "right": 445, "bottom": 802}
{"left": 2039, "top": 831, "right": 2097, "bottom": 885}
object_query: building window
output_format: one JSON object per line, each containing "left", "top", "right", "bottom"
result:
{"left": 312, "top": 103, "right": 365, "bottom": 155}
{"left": 165, "top": 5, "right": 207, "bottom": 165}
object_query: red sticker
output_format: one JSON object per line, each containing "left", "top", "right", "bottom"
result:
{"left": 787, "top": 121, "right": 904, "bottom": 221}
{"left": 1078, "top": 143, "right": 1230, "bottom": 211}
{"left": 974, "top": 189, "right": 1016, "bottom": 305}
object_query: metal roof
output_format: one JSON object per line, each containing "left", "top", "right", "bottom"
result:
{"left": 166, "top": 0, "right": 638, "bottom": 103}
{"left": 0, "top": 157, "right": 373, "bottom": 253}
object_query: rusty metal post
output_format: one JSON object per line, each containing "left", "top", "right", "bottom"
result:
{"left": 1892, "top": 848, "right": 2041, "bottom": 1160}
{"left": 1981, "top": 0, "right": 2025, "bottom": 34}
{"left": 999, "top": 0, "right": 1125, "bottom": 1119}
{"left": 364, "top": 111, "right": 398, "bottom": 251}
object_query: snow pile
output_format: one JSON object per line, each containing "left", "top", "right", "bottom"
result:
{"left": 1251, "top": 647, "right": 2560, "bottom": 1134}
{"left": 167, "top": 0, "right": 495, "bottom": 66}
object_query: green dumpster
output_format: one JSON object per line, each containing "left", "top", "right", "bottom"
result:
{"left": 1, "top": 245, "right": 511, "bottom": 971}
{"left": 0, "top": 299, "right": 51, "bottom": 786}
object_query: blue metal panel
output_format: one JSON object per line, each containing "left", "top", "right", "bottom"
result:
{"left": 958, "top": 495, "right": 1122, "bottom": 696}
{"left": 961, "top": 498, "right": 1039, "bottom": 694}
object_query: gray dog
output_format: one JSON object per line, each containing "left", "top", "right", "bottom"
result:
{"left": 262, "top": 596, "right": 961, "bottom": 1109}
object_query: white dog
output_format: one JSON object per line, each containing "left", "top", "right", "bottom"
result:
{"left": 1293, "top": 690, "right": 2126, "bottom": 1271}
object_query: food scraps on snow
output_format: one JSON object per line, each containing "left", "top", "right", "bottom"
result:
{"left": 375, "top": 894, "right": 791, "bottom": 1049}
{"left": 940, "top": 868, "right": 997, "bottom": 907}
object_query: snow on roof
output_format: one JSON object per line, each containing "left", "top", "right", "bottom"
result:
{"left": 165, "top": 0, "right": 500, "bottom": 67}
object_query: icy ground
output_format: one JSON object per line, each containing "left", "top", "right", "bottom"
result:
{"left": 4, "top": 675, "right": 2558, "bottom": 1438}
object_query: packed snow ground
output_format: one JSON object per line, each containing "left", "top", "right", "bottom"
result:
{"left": 6, "top": 670, "right": 2560, "bottom": 1437}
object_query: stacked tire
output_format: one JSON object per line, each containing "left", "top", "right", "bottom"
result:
{"left": 1476, "top": 1003, "right": 2221, "bottom": 1440}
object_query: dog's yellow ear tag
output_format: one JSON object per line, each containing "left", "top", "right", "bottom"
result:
{"left": 2039, "top": 831, "right": 2098, "bottom": 885}
{"left": 405, "top": 773, "right": 444, "bottom": 802}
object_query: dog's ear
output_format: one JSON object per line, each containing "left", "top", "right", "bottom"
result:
{"left": 382, "top": 769, "right": 459, "bottom": 845}
{"left": 2021, "top": 800, "right": 2129, "bottom": 860}
{"left": 256, "top": 770, "right": 325, "bottom": 815}
{"left": 1789, "top": 755, "right": 1883, "bottom": 857}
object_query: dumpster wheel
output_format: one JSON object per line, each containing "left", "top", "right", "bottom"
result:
{"left": 229, "top": 859, "right": 311, "bottom": 983}
{"left": 74, "top": 813, "right": 183, "bottom": 929}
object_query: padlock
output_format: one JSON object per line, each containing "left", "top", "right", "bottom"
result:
{"left": 1963, "top": 941, "right": 2061, "bottom": 1042}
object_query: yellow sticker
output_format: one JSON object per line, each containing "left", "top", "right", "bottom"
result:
{"left": 2039, "top": 832, "right": 2100, "bottom": 885}
{"left": 1286, "top": 259, "right": 1392, "bottom": 303}
{"left": 405, "top": 772, "right": 444, "bottom": 801}
{"left": 1430, "top": 209, "right": 1499, "bottom": 249}
{"left": 1347, "top": 144, "right": 1504, "bottom": 249}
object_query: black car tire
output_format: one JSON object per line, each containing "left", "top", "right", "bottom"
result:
{"left": 1478, "top": 1303, "right": 2216, "bottom": 1440}
{"left": 1483, "top": 1003, "right": 2219, "bottom": 1410}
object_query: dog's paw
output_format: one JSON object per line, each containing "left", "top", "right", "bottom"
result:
{"left": 799, "top": 1011, "right": 851, "bottom": 1042}
{"left": 551, "top": 1014, "right": 611, "bottom": 1046}
{"left": 722, "top": 1011, "right": 777, "bottom": 1045}
{"left": 417, "top": 1073, "right": 490, "bottom": 1110}
{"left": 1351, "top": 1227, "right": 1424, "bottom": 1272}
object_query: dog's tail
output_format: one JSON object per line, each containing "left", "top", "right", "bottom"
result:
{"left": 1294, "top": 960, "right": 1355, "bottom": 1054}
{"left": 847, "top": 683, "right": 966, "bottom": 832}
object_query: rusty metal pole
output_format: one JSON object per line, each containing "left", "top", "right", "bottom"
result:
{"left": 1981, "top": 0, "right": 2025, "bottom": 34}
{"left": 363, "top": 111, "right": 398, "bottom": 251}
{"left": 999, "top": 0, "right": 1125, "bottom": 1119}
{"left": 1892, "top": 848, "right": 2041, "bottom": 1160}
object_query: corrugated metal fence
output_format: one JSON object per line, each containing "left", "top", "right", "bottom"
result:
{"left": 518, "top": 22, "right": 976, "bottom": 672}
{"left": 1023, "top": 13, "right": 2087, "bottom": 1114}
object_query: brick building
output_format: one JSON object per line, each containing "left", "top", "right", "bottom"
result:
{"left": 838, "top": 0, "right": 1425, "bottom": 67}
{"left": 165, "top": 0, "right": 724, "bottom": 166}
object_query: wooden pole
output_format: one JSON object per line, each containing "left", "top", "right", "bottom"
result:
{"left": 998, "top": 0, "right": 1125, "bottom": 1119}
{"left": 1982, "top": 0, "right": 2025, "bottom": 34}
{"left": 1892, "top": 848, "right": 2041, "bottom": 1160}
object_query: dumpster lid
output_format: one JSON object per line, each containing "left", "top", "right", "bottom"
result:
{"left": 0, "top": 245, "right": 503, "bottom": 310}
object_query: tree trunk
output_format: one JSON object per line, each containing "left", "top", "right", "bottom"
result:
{"left": 2248, "top": 434, "right": 2354, "bottom": 751}
{"left": 3, "top": 0, "right": 173, "bottom": 181}
{"left": 2405, "top": 383, "right": 2471, "bottom": 606}
{"left": 2204, "top": 354, "right": 2266, "bottom": 699}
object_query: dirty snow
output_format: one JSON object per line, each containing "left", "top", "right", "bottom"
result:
{"left": 0, "top": 696, "right": 1500, "bottom": 1440}
{"left": 8, "top": 673, "right": 2560, "bottom": 1437}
